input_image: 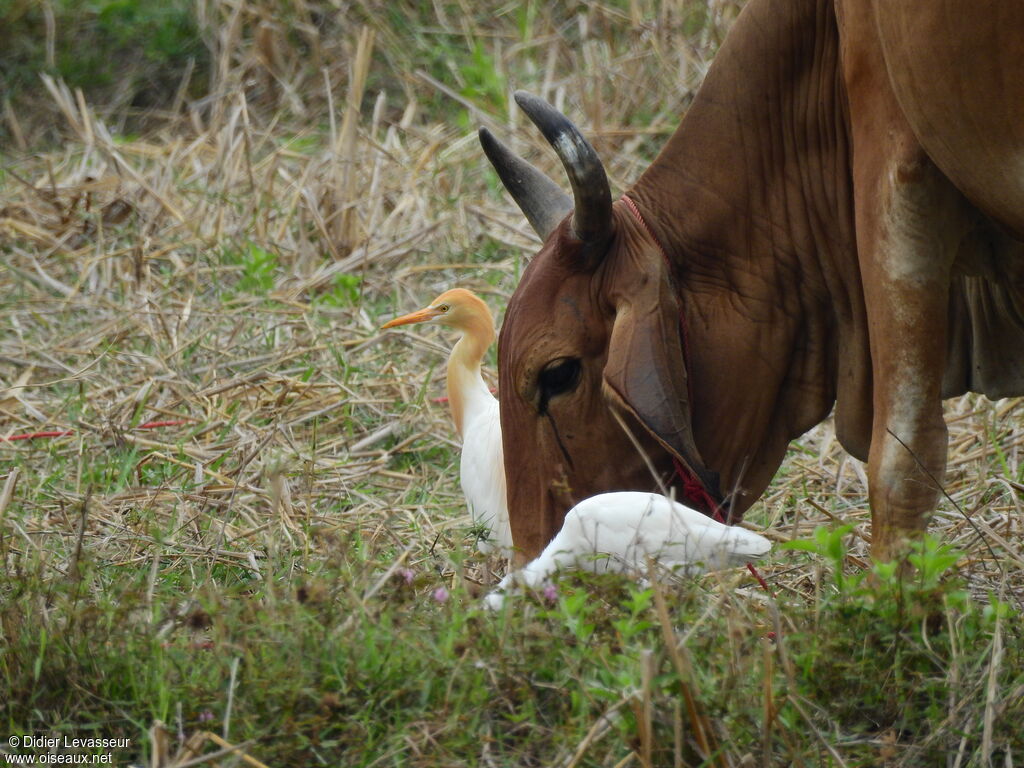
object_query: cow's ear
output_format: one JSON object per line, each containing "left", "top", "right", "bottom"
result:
{"left": 601, "top": 283, "right": 722, "bottom": 502}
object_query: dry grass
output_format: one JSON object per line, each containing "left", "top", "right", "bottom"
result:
{"left": 1, "top": 1, "right": 1023, "bottom": 764}
{"left": 2, "top": 66, "right": 492, "bottom": 576}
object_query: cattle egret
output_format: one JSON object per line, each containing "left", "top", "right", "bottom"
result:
{"left": 382, "top": 289, "right": 511, "bottom": 554}
{"left": 484, "top": 492, "right": 771, "bottom": 608}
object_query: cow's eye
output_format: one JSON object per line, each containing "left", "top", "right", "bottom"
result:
{"left": 537, "top": 357, "right": 581, "bottom": 412}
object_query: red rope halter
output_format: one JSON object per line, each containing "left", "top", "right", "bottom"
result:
{"left": 620, "top": 193, "right": 772, "bottom": 595}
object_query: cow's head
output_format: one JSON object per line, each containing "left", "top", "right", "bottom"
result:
{"left": 482, "top": 92, "right": 721, "bottom": 560}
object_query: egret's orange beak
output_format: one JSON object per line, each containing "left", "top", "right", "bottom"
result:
{"left": 381, "top": 305, "right": 443, "bottom": 329}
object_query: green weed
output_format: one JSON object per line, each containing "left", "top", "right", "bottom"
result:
{"left": 314, "top": 273, "right": 363, "bottom": 308}
{"left": 0, "top": 0, "right": 206, "bottom": 107}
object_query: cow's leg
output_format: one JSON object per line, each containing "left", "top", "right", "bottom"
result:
{"left": 859, "top": 153, "right": 968, "bottom": 561}
{"left": 838, "top": 0, "right": 970, "bottom": 560}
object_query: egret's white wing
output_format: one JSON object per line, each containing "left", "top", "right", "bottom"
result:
{"left": 460, "top": 396, "right": 511, "bottom": 554}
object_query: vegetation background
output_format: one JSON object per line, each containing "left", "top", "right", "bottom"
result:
{"left": 1, "top": 0, "right": 1022, "bottom": 765}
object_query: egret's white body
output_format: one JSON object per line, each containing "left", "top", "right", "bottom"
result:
{"left": 457, "top": 386, "right": 508, "bottom": 553}
{"left": 383, "top": 289, "right": 512, "bottom": 554}
{"left": 484, "top": 492, "right": 771, "bottom": 608}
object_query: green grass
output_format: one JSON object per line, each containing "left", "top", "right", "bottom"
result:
{"left": 0, "top": 0, "right": 206, "bottom": 133}
{"left": 3, "top": 526, "right": 1021, "bottom": 766}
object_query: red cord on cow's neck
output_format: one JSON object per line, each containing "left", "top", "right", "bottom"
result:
{"left": 1, "top": 420, "right": 187, "bottom": 442}
{"left": 621, "top": 194, "right": 774, "bottom": 596}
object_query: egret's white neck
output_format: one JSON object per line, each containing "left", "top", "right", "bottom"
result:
{"left": 446, "top": 314, "right": 496, "bottom": 437}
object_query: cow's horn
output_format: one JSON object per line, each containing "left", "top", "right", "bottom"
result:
{"left": 479, "top": 127, "right": 572, "bottom": 239}
{"left": 513, "top": 91, "right": 612, "bottom": 248}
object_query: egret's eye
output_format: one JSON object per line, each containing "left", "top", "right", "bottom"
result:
{"left": 437, "top": 304, "right": 450, "bottom": 313}
{"left": 537, "top": 357, "right": 581, "bottom": 413}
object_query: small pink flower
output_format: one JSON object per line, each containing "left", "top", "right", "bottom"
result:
{"left": 432, "top": 586, "right": 450, "bottom": 603}
{"left": 542, "top": 583, "right": 559, "bottom": 603}
{"left": 198, "top": 709, "right": 214, "bottom": 723}
{"left": 400, "top": 568, "right": 415, "bottom": 585}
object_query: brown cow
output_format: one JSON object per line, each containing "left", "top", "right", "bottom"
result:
{"left": 481, "top": 0, "right": 1024, "bottom": 563}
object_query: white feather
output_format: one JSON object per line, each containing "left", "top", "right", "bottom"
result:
{"left": 459, "top": 389, "right": 512, "bottom": 553}
{"left": 485, "top": 492, "right": 771, "bottom": 608}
